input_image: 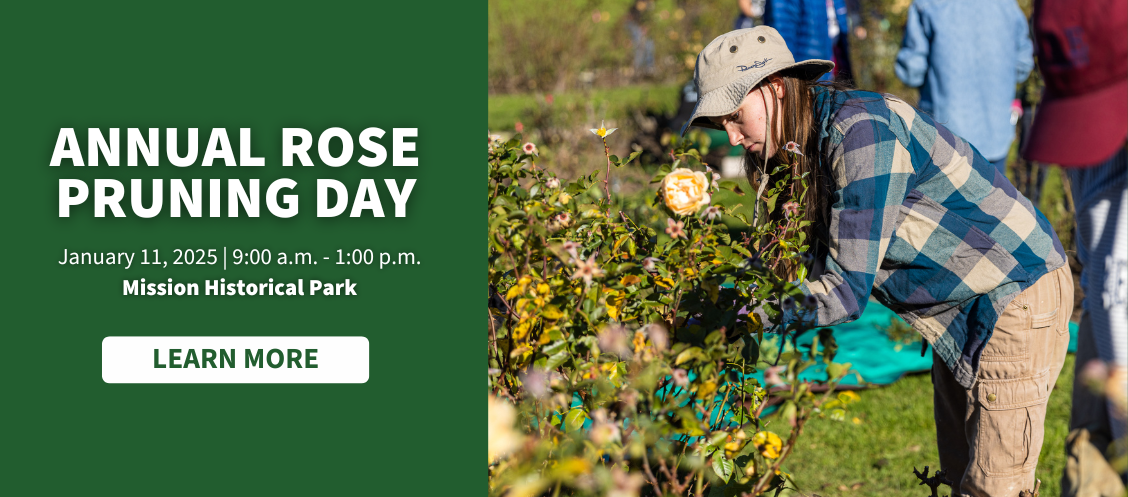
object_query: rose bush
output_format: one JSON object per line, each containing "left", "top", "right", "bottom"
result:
{"left": 488, "top": 130, "right": 858, "bottom": 497}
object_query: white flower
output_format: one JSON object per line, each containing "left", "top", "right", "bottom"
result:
{"left": 784, "top": 141, "right": 804, "bottom": 156}
{"left": 545, "top": 177, "right": 560, "bottom": 189}
{"left": 711, "top": 172, "right": 721, "bottom": 190}
{"left": 701, "top": 205, "right": 721, "bottom": 221}
{"left": 522, "top": 142, "right": 538, "bottom": 155}
{"left": 590, "top": 120, "right": 618, "bottom": 138}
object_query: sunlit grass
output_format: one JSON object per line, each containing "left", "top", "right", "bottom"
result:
{"left": 776, "top": 354, "right": 1074, "bottom": 496}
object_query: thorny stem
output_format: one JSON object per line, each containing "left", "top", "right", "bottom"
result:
{"left": 641, "top": 449, "right": 664, "bottom": 497}
{"left": 603, "top": 137, "right": 612, "bottom": 215}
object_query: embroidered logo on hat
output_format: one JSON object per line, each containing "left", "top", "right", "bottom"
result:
{"left": 737, "top": 58, "right": 772, "bottom": 72}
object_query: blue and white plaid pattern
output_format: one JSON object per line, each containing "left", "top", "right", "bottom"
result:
{"left": 799, "top": 87, "right": 1066, "bottom": 388}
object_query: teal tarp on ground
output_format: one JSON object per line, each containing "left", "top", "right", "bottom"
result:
{"left": 747, "top": 300, "right": 1080, "bottom": 388}
{"left": 566, "top": 301, "right": 1080, "bottom": 431}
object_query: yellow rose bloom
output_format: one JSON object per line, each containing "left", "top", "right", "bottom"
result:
{"left": 660, "top": 168, "right": 711, "bottom": 216}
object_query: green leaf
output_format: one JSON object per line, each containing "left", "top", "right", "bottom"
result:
{"left": 741, "top": 335, "right": 760, "bottom": 363}
{"left": 624, "top": 150, "right": 643, "bottom": 166}
{"left": 544, "top": 350, "right": 570, "bottom": 370}
{"left": 564, "top": 409, "right": 587, "bottom": 432}
{"left": 717, "top": 180, "right": 744, "bottom": 195}
{"left": 542, "top": 340, "right": 568, "bottom": 356}
{"left": 712, "top": 455, "right": 734, "bottom": 483}
{"left": 675, "top": 346, "right": 706, "bottom": 365}
{"left": 826, "top": 361, "right": 852, "bottom": 381}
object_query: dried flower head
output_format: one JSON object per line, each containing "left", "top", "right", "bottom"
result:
{"left": 701, "top": 205, "right": 721, "bottom": 221}
{"left": 764, "top": 366, "right": 785, "bottom": 387}
{"left": 782, "top": 201, "right": 800, "bottom": 219}
{"left": 589, "top": 408, "right": 621, "bottom": 446}
{"left": 665, "top": 218, "right": 686, "bottom": 239}
{"left": 571, "top": 254, "right": 605, "bottom": 286}
{"left": 520, "top": 368, "right": 549, "bottom": 399}
{"left": 646, "top": 323, "right": 669, "bottom": 351}
{"left": 561, "top": 241, "right": 581, "bottom": 261}
{"left": 548, "top": 212, "right": 572, "bottom": 231}
{"left": 598, "top": 325, "right": 631, "bottom": 357}
{"left": 672, "top": 368, "right": 689, "bottom": 388}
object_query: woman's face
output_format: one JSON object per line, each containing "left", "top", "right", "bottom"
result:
{"left": 708, "top": 80, "right": 785, "bottom": 158}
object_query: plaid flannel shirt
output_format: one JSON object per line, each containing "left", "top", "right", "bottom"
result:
{"left": 798, "top": 87, "right": 1066, "bottom": 388}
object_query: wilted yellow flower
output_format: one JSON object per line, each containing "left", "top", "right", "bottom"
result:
{"left": 660, "top": 168, "right": 711, "bottom": 215}
{"left": 604, "top": 288, "right": 625, "bottom": 320}
{"left": 747, "top": 312, "right": 763, "bottom": 334}
{"left": 752, "top": 430, "right": 783, "bottom": 459}
{"left": 488, "top": 395, "right": 522, "bottom": 463}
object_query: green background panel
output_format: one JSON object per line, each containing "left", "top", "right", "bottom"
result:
{"left": 1, "top": 1, "right": 480, "bottom": 494}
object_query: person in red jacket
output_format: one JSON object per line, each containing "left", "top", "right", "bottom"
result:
{"left": 1021, "top": 0, "right": 1128, "bottom": 492}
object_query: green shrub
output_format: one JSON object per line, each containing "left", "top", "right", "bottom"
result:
{"left": 487, "top": 130, "right": 857, "bottom": 496}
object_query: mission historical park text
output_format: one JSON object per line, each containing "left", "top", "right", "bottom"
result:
{"left": 125, "top": 278, "right": 357, "bottom": 296}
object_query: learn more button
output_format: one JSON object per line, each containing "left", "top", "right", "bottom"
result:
{"left": 102, "top": 336, "right": 369, "bottom": 383}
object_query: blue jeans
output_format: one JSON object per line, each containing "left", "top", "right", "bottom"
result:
{"left": 1068, "top": 145, "right": 1127, "bottom": 443}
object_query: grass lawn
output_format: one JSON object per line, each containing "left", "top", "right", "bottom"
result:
{"left": 777, "top": 354, "right": 1075, "bottom": 496}
{"left": 487, "top": 83, "right": 681, "bottom": 131}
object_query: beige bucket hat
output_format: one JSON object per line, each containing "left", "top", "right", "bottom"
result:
{"left": 680, "top": 26, "right": 834, "bottom": 136}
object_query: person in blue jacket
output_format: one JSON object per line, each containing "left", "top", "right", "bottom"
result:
{"left": 762, "top": 0, "right": 852, "bottom": 81}
{"left": 895, "top": 0, "right": 1034, "bottom": 176}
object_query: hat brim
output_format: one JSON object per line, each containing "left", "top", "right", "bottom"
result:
{"left": 1021, "top": 78, "right": 1128, "bottom": 166}
{"left": 680, "top": 59, "right": 834, "bottom": 136}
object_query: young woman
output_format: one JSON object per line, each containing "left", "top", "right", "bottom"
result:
{"left": 683, "top": 26, "right": 1072, "bottom": 496}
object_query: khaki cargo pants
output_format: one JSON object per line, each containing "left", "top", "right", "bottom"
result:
{"left": 932, "top": 265, "right": 1073, "bottom": 496}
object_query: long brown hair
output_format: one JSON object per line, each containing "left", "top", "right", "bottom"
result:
{"left": 743, "top": 73, "right": 851, "bottom": 280}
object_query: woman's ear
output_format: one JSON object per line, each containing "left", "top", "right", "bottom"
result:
{"left": 770, "top": 76, "right": 786, "bottom": 99}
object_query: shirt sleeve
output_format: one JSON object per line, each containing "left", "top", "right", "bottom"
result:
{"left": 796, "top": 109, "right": 916, "bottom": 327}
{"left": 895, "top": 2, "right": 929, "bottom": 88}
{"left": 1014, "top": 5, "right": 1034, "bottom": 83}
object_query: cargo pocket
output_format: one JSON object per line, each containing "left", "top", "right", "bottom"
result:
{"left": 974, "top": 369, "right": 1052, "bottom": 476}
{"left": 981, "top": 297, "right": 1029, "bottom": 363}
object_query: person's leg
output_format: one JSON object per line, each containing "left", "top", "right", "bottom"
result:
{"left": 1070, "top": 150, "right": 1128, "bottom": 439}
{"left": 1068, "top": 149, "right": 1128, "bottom": 483}
{"left": 932, "top": 350, "right": 972, "bottom": 483}
{"left": 960, "top": 265, "right": 1072, "bottom": 496}
{"left": 1061, "top": 310, "right": 1128, "bottom": 496}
